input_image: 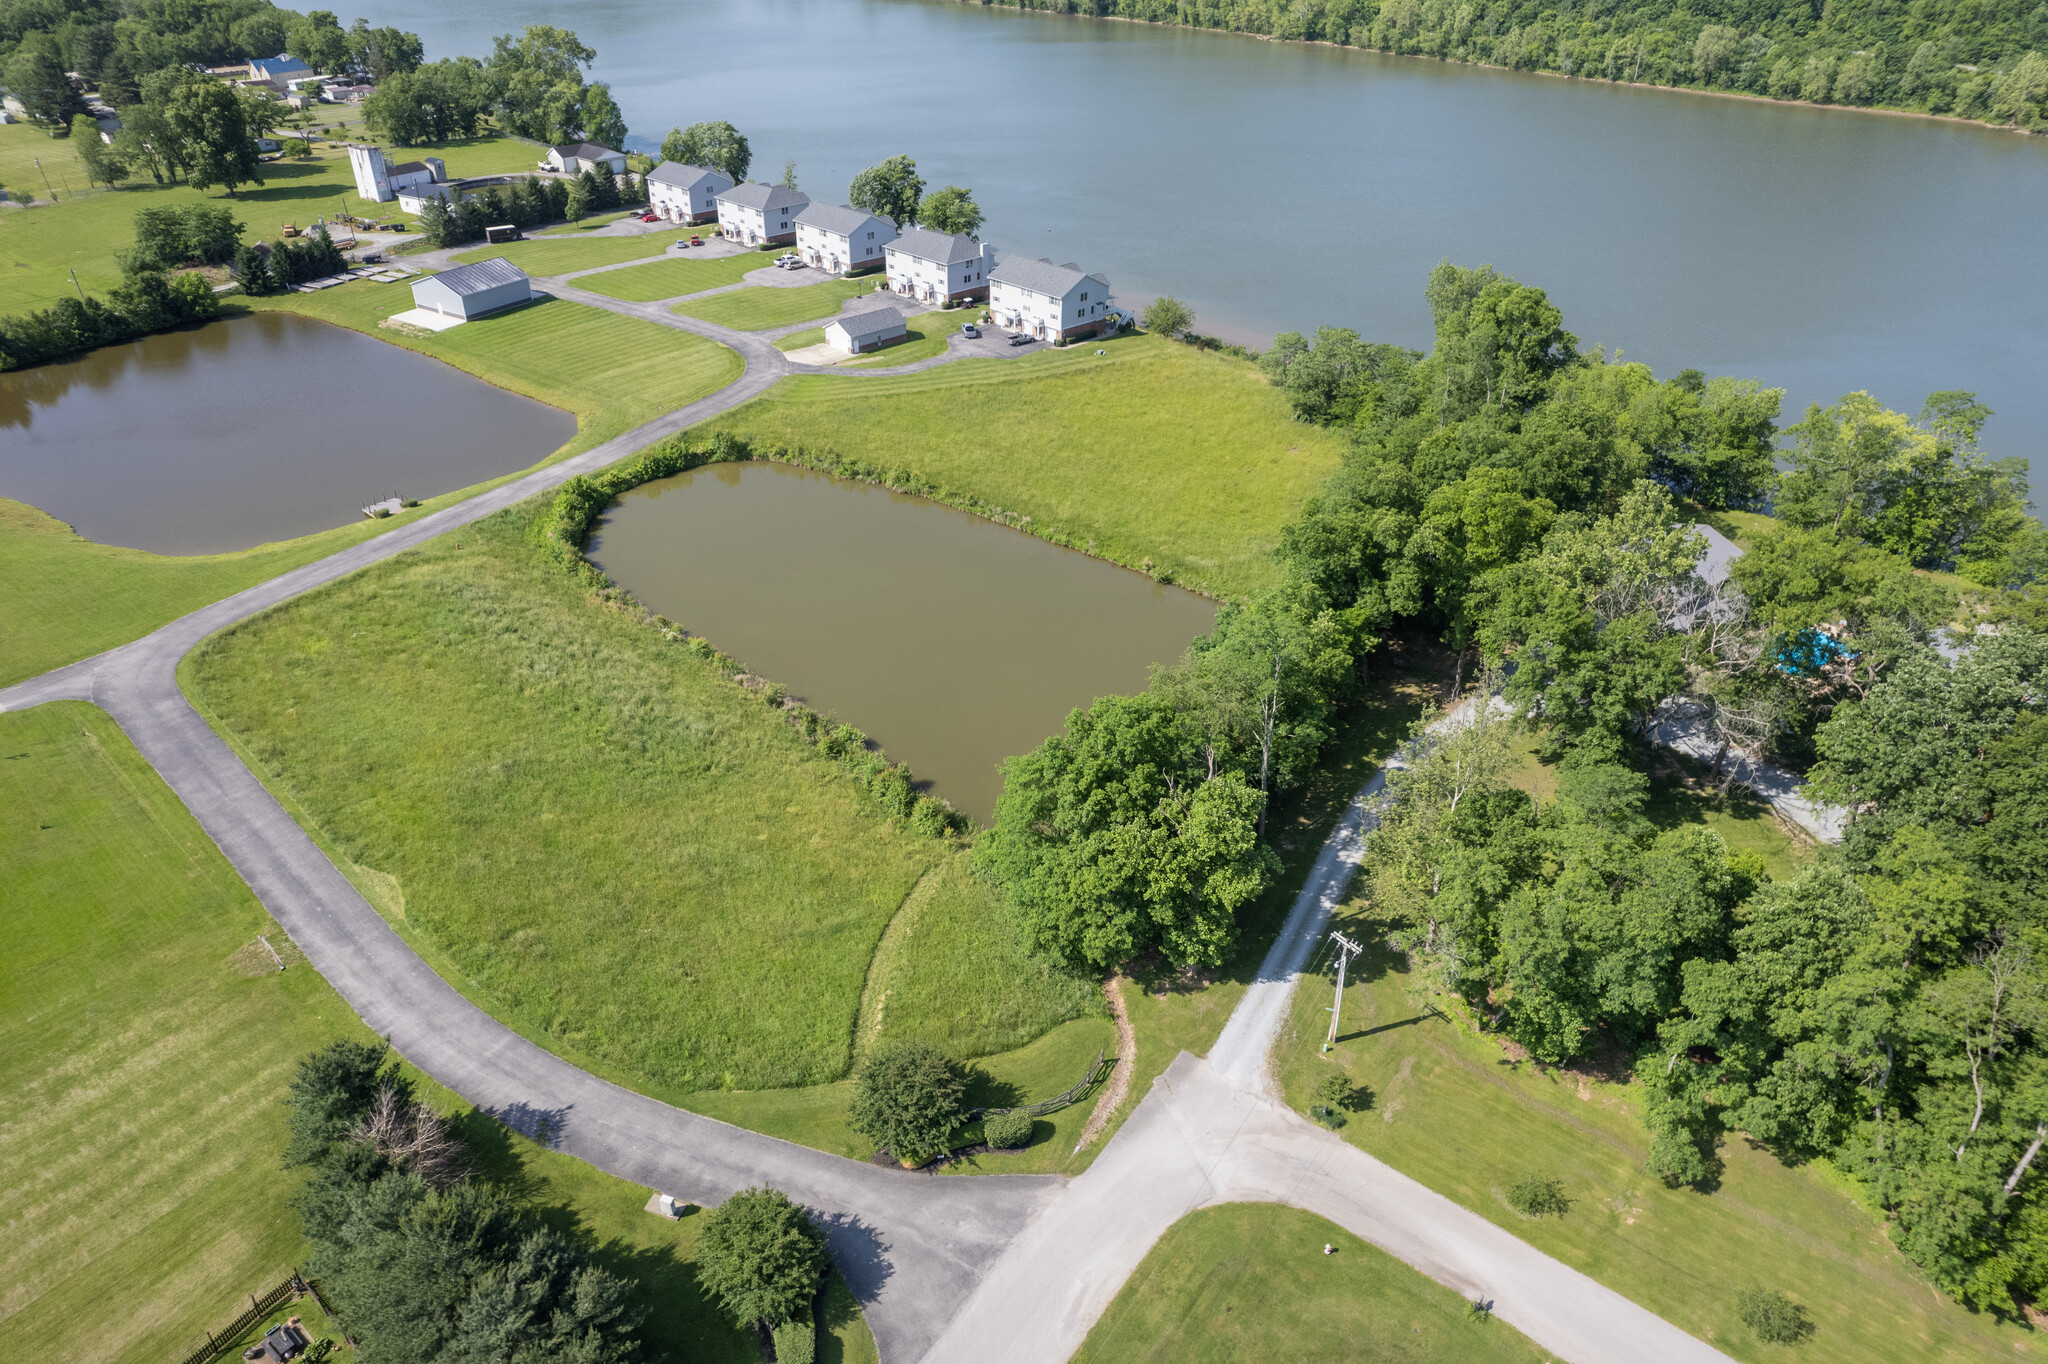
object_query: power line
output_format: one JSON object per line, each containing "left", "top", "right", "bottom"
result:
{"left": 1323, "top": 929, "right": 1363, "bottom": 1052}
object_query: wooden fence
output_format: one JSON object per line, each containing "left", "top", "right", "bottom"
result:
{"left": 173, "top": 1270, "right": 304, "bottom": 1364}
{"left": 970, "top": 1047, "right": 1109, "bottom": 1119}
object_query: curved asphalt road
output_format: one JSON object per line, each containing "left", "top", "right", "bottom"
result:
{"left": 1, "top": 252, "right": 1738, "bottom": 1363}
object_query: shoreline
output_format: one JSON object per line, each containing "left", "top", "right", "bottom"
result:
{"left": 965, "top": 2, "right": 2042, "bottom": 138}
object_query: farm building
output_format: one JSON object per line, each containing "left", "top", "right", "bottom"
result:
{"left": 410, "top": 258, "right": 534, "bottom": 322}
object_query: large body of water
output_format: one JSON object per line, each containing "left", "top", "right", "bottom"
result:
{"left": 364, "top": 0, "right": 2048, "bottom": 497}
{"left": 0, "top": 312, "right": 574, "bottom": 554}
{"left": 586, "top": 461, "right": 1216, "bottom": 820}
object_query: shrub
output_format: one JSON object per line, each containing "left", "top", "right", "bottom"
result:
{"left": 983, "top": 1110, "right": 1034, "bottom": 1149}
{"left": 695, "top": 1187, "right": 828, "bottom": 1330}
{"left": 849, "top": 1040, "right": 967, "bottom": 1165}
{"left": 1736, "top": 1287, "right": 1813, "bottom": 1344}
{"left": 1143, "top": 294, "right": 1194, "bottom": 339}
{"left": 1504, "top": 1174, "right": 1570, "bottom": 1218}
{"left": 1309, "top": 1073, "right": 1352, "bottom": 1127}
{"left": 908, "top": 796, "right": 957, "bottom": 840}
{"left": 771, "top": 1315, "right": 816, "bottom": 1364}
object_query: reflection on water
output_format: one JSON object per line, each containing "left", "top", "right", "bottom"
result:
{"left": 586, "top": 461, "right": 1218, "bottom": 821}
{"left": 0, "top": 311, "right": 576, "bottom": 555}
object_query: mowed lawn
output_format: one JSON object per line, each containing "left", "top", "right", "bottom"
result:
{"left": 699, "top": 331, "right": 1348, "bottom": 599}
{"left": 1273, "top": 933, "right": 2022, "bottom": 1362}
{"left": 453, "top": 228, "right": 687, "bottom": 275}
{"left": 183, "top": 504, "right": 1092, "bottom": 1095}
{"left": 0, "top": 124, "right": 540, "bottom": 312}
{"left": 673, "top": 277, "right": 877, "bottom": 330}
{"left": 577, "top": 251, "right": 765, "bottom": 301}
{"left": 0, "top": 701, "right": 871, "bottom": 1364}
{"left": 1073, "top": 1204, "right": 1550, "bottom": 1364}
{"left": 2, "top": 294, "right": 739, "bottom": 689}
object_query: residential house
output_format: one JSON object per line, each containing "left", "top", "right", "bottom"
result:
{"left": 824, "top": 307, "right": 909, "bottom": 355}
{"left": 247, "top": 54, "right": 312, "bottom": 83}
{"left": 646, "top": 162, "right": 732, "bottom": 224}
{"left": 794, "top": 203, "right": 897, "bottom": 276}
{"left": 411, "top": 258, "right": 534, "bottom": 322}
{"left": 715, "top": 183, "right": 809, "bottom": 246}
{"left": 883, "top": 228, "right": 995, "bottom": 305}
{"left": 988, "top": 257, "right": 1118, "bottom": 342}
{"left": 544, "top": 143, "right": 627, "bottom": 175}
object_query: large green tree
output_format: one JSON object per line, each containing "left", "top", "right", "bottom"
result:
{"left": 847, "top": 154, "right": 923, "bottom": 226}
{"left": 667, "top": 120, "right": 751, "bottom": 181}
{"left": 695, "top": 1188, "right": 829, "bottom": 1331}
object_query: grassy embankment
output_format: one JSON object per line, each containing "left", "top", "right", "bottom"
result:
{"left": 576, "top": 252, "right": 767, "bottom": 301}
{"left": 1074, "top": 1204, "right": 1551, "bottom": 1363}
{"left": 698, "top": 329, "right": 1347, "bottom": 600}
{"left": 672, "top": 277, "right": 878, "bottom": 330}
{"left": 0, "top": 701, "right": 874, "bottom": 1364}
{"left": 2, "top": 284, "right": 739, "bottom": 688}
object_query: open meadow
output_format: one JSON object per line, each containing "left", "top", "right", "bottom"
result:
{"left": 2, "top": 293, "right": 738, "bottom": 688}
{"left": 576, "top": 251, "right": 770, "bottom": 301}
{"left": 672, "top": 277, "right": 878, "bottom": 330}
{"left": 0, "top": 701, "right": 866, "bottom": 1364}
{"left": 697, "top": 331, "right": 1349, "bottom": 600}
{"left": 1073, "top": 1203, "right": 1552, "bottom": 1364}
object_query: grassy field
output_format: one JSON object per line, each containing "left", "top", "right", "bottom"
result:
{"left": 577, "top": 251, "right": 767, "bottom": 301}
{"left": 673, "top": 277, "right": 879, "bottom": 330}
{"left": 1272, "top": 929, "right": 2021, "bottom": 1362}
{"left": 183, "top": 501, "right": 1094, "bottom": 1097}
{"left": 1073, "top": 1204, "right": 1551, "bottom": 1364}
{"left": 0, "top": 699, "right": 875, "bottom": 1363}
{"left": 0, "top": 123, "right": 539, "bottom": 313}
{"left": 699, "top": 331, "right": 1347, "bottom": 599}
{"left": 2, "top": 293, "right": 739, "bottom": 689}
{"left": 454, "top": 228, "right": 688, "bottom": 275}
{"left": 845, "top": 317, "right": 960, "bottom": 368}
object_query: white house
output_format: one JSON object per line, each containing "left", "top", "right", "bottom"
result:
{"left": 396, "top": 182, "right": 457, "bottom": 216}
{"left": 646, "top": 162, "right": 731, "bottom": 224}
{"left": 411, "top": 258, "right": 534, "bottom": 322}
{"left": 883, "top": 228, "right": 995, "bottom": 305}
{"left": 544, "top": 143, "right": 627, "bottom": 175}
{"left": 794, "top": 203, "right": 896, "bottom": 276}
{"left": 715, "top": 183, "right": 809, "bottom": 246}
{"left": 988, "top": 256, "right": 1117, "bottom": 342}
{"left": 824, "top": 307, "right": 909, "bottom": 355}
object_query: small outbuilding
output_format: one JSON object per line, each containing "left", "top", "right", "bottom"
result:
{"left": 410, "top": 258, "right": 534, "bottom": 323}
{"left": 824, "top": 307, "right": 908, "bottom": 355}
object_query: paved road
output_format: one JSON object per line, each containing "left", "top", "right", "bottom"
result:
{"left": 0, "top": 272, "right": 1745, "bottom": 1361}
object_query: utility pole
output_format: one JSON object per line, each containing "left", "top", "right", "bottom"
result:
{"left": 67, "top": 269, "right": 84, "bottom": 302}
{"left": 1324, "top": 929, "right": 1363, "bottom": 1052}
{"left": 33, "top": 155, "right": 54, "bottom": 201}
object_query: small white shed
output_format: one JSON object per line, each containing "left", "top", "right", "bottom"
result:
{"left": 824, "top": 307, "right": 908, "bottom": 355}
{"left": 411, "top": 258, "right": 534, "bottom": 322}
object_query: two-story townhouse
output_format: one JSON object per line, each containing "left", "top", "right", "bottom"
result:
{"left": 988, "top": 257, "right": 1117, "bottom": 342}
{"left": 794, "top": 203, "right": 898, "bottom": 275}
{"left": 715, "top": 183, "right": 810, "bottom": 246}
{"left": 646, "top": 162, "right": 733, "bottom": 224}
{"left": 882, "top": 228, "right": 996, "bottom": 305}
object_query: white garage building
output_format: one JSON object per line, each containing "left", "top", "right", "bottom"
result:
{"left": 410, "top": 258, "right": 535, "bottom": 323}
{"left": 824, "top": 307, "right": 908, "bottom": 355}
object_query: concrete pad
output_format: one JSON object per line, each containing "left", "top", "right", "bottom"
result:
{"left": 782, "top": 342, "right": 850, "bottom": 366}
{"left": 385, "top": 306, "right": 464, "bottom": 332}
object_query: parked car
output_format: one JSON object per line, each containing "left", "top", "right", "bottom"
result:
{"left": 689, "top": 235, "right": 703, "bottom": 247}
{"left": 960, "top": 323, "right": 981, "bottom": 339}
{"left": 640, "top": 212, "right": 659, "bottom": 222}
{"left": 1008, "top": 332, "right": 1033, "bottom": 346}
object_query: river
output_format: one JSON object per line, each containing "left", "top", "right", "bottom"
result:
{"left": 0, "top": 311, "right": 575, "bottom": 555}
{"left": 585, "top": 461, "right": 1217, "bottom": 820}
{"left": 360, "top": 0, "right": 2048, "bottom": 496}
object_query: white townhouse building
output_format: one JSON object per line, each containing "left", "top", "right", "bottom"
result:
{"left": 794, "top": 203, "right": 897, "bottom": 276}
{"left": 646, "top": 162, "right": 732, "bottom": 225}
{"left": 716, "top": 183, "right": 810, "bottom": 246}
{"left": 989, "top": 256, "right": 1118, "bottom": 342}
{"left": 544, "top": 142, "right": 627, "bottom": 175}
{"left": 883, "top": 227, "right": 995, "bottom": 305}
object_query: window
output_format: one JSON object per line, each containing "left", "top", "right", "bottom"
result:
{"left": 1081, "top": 292, "right": 1089, "bottom": 301}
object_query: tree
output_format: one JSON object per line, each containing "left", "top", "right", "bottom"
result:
{"left": 163, "top": 78, "right": 263, "bottom": 195}
{"left": 581, "top": 82, "right": 628, "bottom": 151}
{"left": 284, "top": 1040, "right": 404, "bottom": 1167}
{"left": 489, "top": 25, "right": 597, "bottom": 143}
{"left": 779, "top": 159, "right": 798, "bottom": 189}
{"left": 672, "top": 120, "right": 751, "bottom": 181}
{"left": 1142, "top": 295, "right": 1194, "bottom": 339}
{"left": 347, "top": 19, "right": 424, "bottom": 82}
{"left": 287, "top": 10, "right": 355, "bottom": 77}
{"left": 4, "top": 34, "right": 86, "bottom": 128}
{"left": 70, "top": 114, "right": 126, "bottom": 186}
{"left": 113, "top": 103, "right": 180, "bottom": 184}
{"left": 563, "top": 177, "right": 591, "bottom": 223}
{"left": 918, "top": 184, "right": 982, "bottom": 236}
{"left": 694, "top": 1188, "right": 828, "bottom": 1330}
{"left": 848, "top": 1041, "right": 967, "bottom": 1165}
{"left": 847, "top": 154, "right": 923, "bottom": 226}
{"left": 234, "top": 242, "right": 273, "bottom": 295}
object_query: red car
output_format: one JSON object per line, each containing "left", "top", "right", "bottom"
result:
{"left": 640, "top": 212, "right": 659, "bottom": 222}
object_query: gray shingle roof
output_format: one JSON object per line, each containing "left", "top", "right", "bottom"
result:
{"left": 989, "top": 256, "right": 1110, "bottom": 298}
{"left": 550, "top": 142, "right": 621, "bottom": 160}
{"left": 888, "top": 227, "right": 983, "bottom": 266}
{"left": 829, "top": 306, "right": 905, "bottom": 339}
{"left": 648, "top": 161, "right": 730, "bottom": 190}
{"left": 717, "top": 183, "right": 810, "bottom": 214}
{"left": 796, "top": 202, "right": 893, "bottom": 236}
{"left": 425, "top": 257, "right": 529, "bottom": 296}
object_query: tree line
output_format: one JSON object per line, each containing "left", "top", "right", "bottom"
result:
{"left": 947, "top": 0, "right": 2048, "bottom": 130}
{"left": 984, "top": 258, "right": 2048, "bottom": 1309}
